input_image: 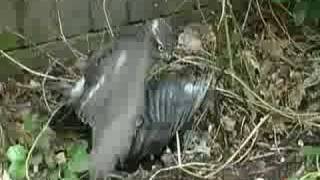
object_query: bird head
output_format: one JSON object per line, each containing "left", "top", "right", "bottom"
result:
{"left": 147, "top": 18, "right": 177, "bottom": 61}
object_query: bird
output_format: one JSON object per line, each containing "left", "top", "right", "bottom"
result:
{"left": 51, "top": 18, "right": 213, "bottom": 179}
{"left": 66, "top": 18, "right": 178, "bottom": 179}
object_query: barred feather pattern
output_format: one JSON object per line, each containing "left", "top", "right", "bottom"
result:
{"left": 120, "top": 66, "right": 212, "bottom": 172}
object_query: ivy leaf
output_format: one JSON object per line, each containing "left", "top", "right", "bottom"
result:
{"left": 63, "top": 165, "right": 80, "bottom": 180}
{"left": 6, "top": 144, "right": 28, "bottom": 163}
{"left": 67, "top": 141, "right": 89, "bottom": 173}
{"left": 8, "top": 161, "right": 26, "bottom": 180}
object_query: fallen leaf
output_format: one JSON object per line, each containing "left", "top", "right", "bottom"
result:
{"left": 221, "top": 116, "right": 236, "bottom": 132}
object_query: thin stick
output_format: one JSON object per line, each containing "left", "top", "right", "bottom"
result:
{"left": 205, "top": 114, "right": 270, "bottom": 178}
{"left": 241, "top": 0, "right": 253, "bottom": 31}
{"left": 232, "top": 127, "right": 259, "bottom": 165}
{"left": 42, "top": 64, "right": 53, "bottom": 112}
{"left": 224, "top": 16, "right": 234, "bottom": 86}
{"left": 149, "top": 162, "right": 209, "bottom": 180}
{"left": 176, "top": 131, "right": 182, "bottom": 166}
{"left": 217, "top": 0, "right": 226, "bottom": 30}
{"left": 196, "top": 0, "right": 207, "bottom": 24}
{"left": 0, "top": 50, "right": 74, "bottom": 82}
{"left": 103, "top": 0, "right": 114, "bottom": 38}
{"left": 55, "top": 0, "right": 85, "bottom": 59}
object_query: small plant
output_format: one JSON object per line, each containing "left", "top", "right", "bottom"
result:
{"left": 63, "top": 141, "right": 89, "bottom": 180}
{"left": 6, "top": 144, "right": 27, "bottom": 179}
{"left": 5, "top": 113, "right": 89, "bottom": 180}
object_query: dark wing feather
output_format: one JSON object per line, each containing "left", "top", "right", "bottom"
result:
{"left": 123, "top": 66, "right": 211, "bottom": 171}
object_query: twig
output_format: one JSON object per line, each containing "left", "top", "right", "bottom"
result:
{"left": 0, "top": 50, "right": 75, "bottom": 82}
{"left": 240, "top": 116, "right": 246, "bottom": 135}
{"left": 194, "top": 108, "right": 208, "bottom": 128}
{"left": 173, "top": 0, "right": 189, "bottom": 13}
{"left": 25, "top": 104, "right": 65, "bottom": 180}
{"left": 232, "top": 126, "right": 259, "bottom": 165}
{"left": 103, "top": 0, "right": 114, "bottom": 38}
{"left": 41, "top": 63, "right": 53, "bottom": 112}
{"left": 224, "top": 15, "right": 234, "bottom": 86}
{"left": 176, "top": 131, "right": 182, "bottom": 166}
{"left": 149, "top": 162, "right": 209, "bottom": 180}
{"left": 205, "top": 114, "right": 270, "bottom": 178}
{"left": 248, "top": 152, "right": 276, "bottom": 161}
{"left": 241, "top": 0, "right": 253, "bottom": 31}
{"left": 55, "top": 0, "right": 85, "bottom": 59}
{"left": 217, "top": 0, "right": 226, "bottom": 30}
{"left": 272, "top": 124, "right": 283, "bottom": 161}
{"left": 179, "top": 168, "right": 205, "bottom": 179}
{"left": 196, "top": 0, "right": 207, "bottom": 24}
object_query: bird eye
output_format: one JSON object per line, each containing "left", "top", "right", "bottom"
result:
{"left": 158, "top": 45, "right": 164, "bottom": 52}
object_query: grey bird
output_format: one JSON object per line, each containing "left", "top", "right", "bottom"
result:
{"left": 67, "top": 19, "right": 176, "bottom": 179}
{"left": 52, "top": 18, "right": 213, "bottom": 179}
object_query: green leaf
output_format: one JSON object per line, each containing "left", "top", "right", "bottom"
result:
{"left": 6, "top": 144, "right": 28, "bottom": 162}
{"left": 303, "top": 146, "right": 320, "bottom": 156}
{"left": 67, "top": 141, "right": 89, "bottom": 173}
{"left": 8, "top": 161, "right": 26, "bottom": 180}
{"left": 63, "top": 165, "right": 80, "bottom": 180}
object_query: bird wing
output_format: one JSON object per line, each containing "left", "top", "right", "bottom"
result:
{"left": 127, "top": 66, "right": 212, "bottom": 164}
